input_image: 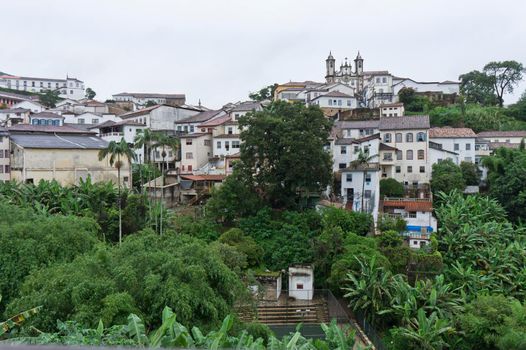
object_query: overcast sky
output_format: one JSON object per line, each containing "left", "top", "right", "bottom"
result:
{"left": 3, "top": 0, "right": 525, "bottom": 108}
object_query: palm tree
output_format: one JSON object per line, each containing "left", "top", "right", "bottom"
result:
{"left": 151, "top": 134, "right": 180, "bottom": 236}
{"left": 99, "top": 138, "right": 136, "bottom": 245}
{"left": 349, "top": 149, "right": 377, "bottom": 212}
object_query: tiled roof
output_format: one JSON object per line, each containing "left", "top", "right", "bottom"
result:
{"left": 178, "top": 110, "right": 224, "bottom": 124}
{"left": 314, "top": 91, "right": 353, "bottom": 99}
{"left": 180, "top": 175, "right": 225, "bottom": 181}
{"left": 429, "top": 141, "right": 458, "bottom": 155}
{"left": 477, "top": 131, "right": 526, "bottom": 138}
{"left": 429, "top": 127, "right": 476, "bottom": 138}
{"left": 0, "top": 108, "right": 30, "bottom": 113}
{"left": 0, "top": 91, "right": 30, "bottom": 100}
{"left": 181, "top": 132, "right": 211, "bottom": 139}
{"left": 488, "top": 142, "right": 522, "bottom": 150}
{"left": 119, "top": 105, "right": 161, "bottom": 119}
{"left": 197, "top": 114, "right": 231, "bottom": 127}
{"left": 379, "top": 143, "right": 397, "bottom": 151}
{"left": 383, "top": 199, "right": 433, "bottom": 212}
{"left": 113, "top": 92, "right": 185, "bottom": 99}
{"left": 341, "top": 162, "right": 380, "bottom": 172}
{"left": 231, "top": 101, "right": 262, "bottom": 112}
{"left": 380, "top": 102, "right": 403, "bottom": 108}
{"left": 354, "top": 133, "right": 380, "bottom": 143}
{"left": 379, "top": 115, "right": 430, "bottom": 130}
{"left": 8, "top": 124, "right": 94, "bottom": 134}
{"left": 336, "top": 120, "right": 380, "bottom": 129}
{"left": 31, "top": 112, "right": 64, "bottom": 119}
{"left": 10, "top": 133, "right": 107, "bottom": 149}
{"left": 214, "top": 133, "right": 240, "bottom": 139}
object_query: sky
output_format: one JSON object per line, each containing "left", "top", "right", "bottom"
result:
{"left": 2, "top": 0, "right": 526, "bottom": 108}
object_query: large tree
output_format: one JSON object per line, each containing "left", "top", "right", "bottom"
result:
{"left": 430, "top": 159, "right": 466, "bottom": 196}
{"left": 39, "top": 90, "right": 60, "bottom": 108}
{"left": 248, "top": 83, "right": 278, "bottom": 101}
{"left": 459, "top": 70, "right": 497, "bottom": 105}
{"left": 85, "top": 87, "right": 96, "bottom": 99}
{"left": 238, "top": 101, "right": 332, "bottom": 208}
{"left": 483, "top": 61, "right": 525, "bottom": 107}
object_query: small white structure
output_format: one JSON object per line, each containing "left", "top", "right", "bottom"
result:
{"left": 288, "top": 265, "right": 314, "bottom": 300}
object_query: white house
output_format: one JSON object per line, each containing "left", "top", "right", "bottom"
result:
{"left": 0, "top": 108, "right": 31, "bottom": 126}
{"left": 112, "top": 92, "right": 186, "bottom": 109}
{"left": 63, "top": 111, "right": 120, "bottom": 126}
{"left": 392, "top": 78, "right": 459, "bottom": 98}
{"left": 0, "top": 127, "right": 10, "bottom": 181}
{"left": 288, "top": 266, "right": 314, "bottom": 300}
{"left": 428, "top": 141, "right": 460, "bottom": 165}
{"left": 91, "top": 120, "right": 146, "bottom": 163}
{"left": 29, "top": 112, "right": 63, "bottom": 126}
{"left": 379, "top": 115, "right": 431, "bottom": 185}
{"left": 380, "top": 102, "right": 405, "bottom": 117}
{"left": 311, "top": 91, "right": 357, "bottom": 109}
{"left": 336, "top": 120, "right": 380, "bottom": 139}
{"left": 13, "top": 100, "right": 45, "bottom": 113}
{"left": 0, "top": 74, "right": 85, "bottom": 100}
{"left": 429, "top": 127, "right": 476, "bottom": 163}
{"left": 476, "top": 131, "right": 526, "bottom": 144}
{"left": 175, "top": 110, "right": 226, "bottom": 134}
{"left": 178, "top": 133, "right": 213, "bottom": 174}
{"left": 120, "top": 104, "right": 201, "bottom": 133}
{"left": 340, "top": 162, "right": 381, "bottom": 222}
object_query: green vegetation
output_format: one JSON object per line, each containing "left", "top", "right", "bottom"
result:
{"left": 380, "top": 178, "right": 404, "bottom": 198}
{"left": 85, "top": 87, "right": 96, "bottom": 99}
{"left": 249, "top": 83, "right": 278, "bottom": 101}
{"left": 430, "top": 159, "right": 465, "bottom": 196}
{"left": 39, "top": 90, "right": 61, "bottom": 108}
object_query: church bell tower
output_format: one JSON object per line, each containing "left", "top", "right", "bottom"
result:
{"left": 325, "top": 51, "right": 336, "bottom": 83}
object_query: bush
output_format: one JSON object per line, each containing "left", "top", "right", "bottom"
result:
{"left": 380, "top": 178, "right": 405, "bottom": 198}
{"left": 320, "top": 206, "right": 372, "bottom": 236}
{"left": 460, "top": 161, "right": 479, "bottom": 186}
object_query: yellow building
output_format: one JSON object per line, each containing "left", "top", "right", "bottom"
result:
{"left": 8, "top": 125, "right": 130, "bottom": 187}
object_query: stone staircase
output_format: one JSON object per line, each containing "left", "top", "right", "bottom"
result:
{"left": 241, "top": 301, "right": 329, "bottom": 325}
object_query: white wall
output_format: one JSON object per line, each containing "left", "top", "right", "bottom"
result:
{"left": 340, "top": 168, "right": 380, "bottom": 222}
{"left": 429, "top": 137, "right": 475, "bottom": 163}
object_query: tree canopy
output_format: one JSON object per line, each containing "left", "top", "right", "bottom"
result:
{"left": 430, "top": 159, "right": 465, "bottom": 196}
{"left": 248, "top": 84, "right": 278, "bottom": 101}
{"left": 85, "top": 88, "right": 96, "bottom": 99}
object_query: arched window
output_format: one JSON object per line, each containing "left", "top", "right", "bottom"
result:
{"left": 383, "top": 133, "right": 392, "bottom": 143}
{"left": 406, "top": 150, "right": 413, "bottom": 160}
{"left": 395, "top": 133, "right": 402, "bottom": 142}
{"left": 417, "top": 132, "right": 426, "bottom": 142}
{"left": 418, "top": 150, "right": 425, "bottom": 160}
{"left": 32, "top": 119, "right": 39, "bottom": 125}
{"left": 406, "top": 133, "right": 413, "bottom": 142}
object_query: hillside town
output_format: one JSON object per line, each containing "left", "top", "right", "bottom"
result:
{"left": 0, "top": 52, "right": 523, "bottom": 251}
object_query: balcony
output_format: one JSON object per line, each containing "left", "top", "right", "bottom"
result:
{"left": 383, "top": 197, "right": 431, "bottom": 202}
{"left": 100, "top": 132, "right": 123, "bottom": 137}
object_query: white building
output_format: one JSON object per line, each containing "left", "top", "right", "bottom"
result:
{"left": 29, "top": 112, "right": 63, "bottom": 126}
{"left": 340, "top": 163, "right": 381, "bottom": 222}
{"left": 120, "top": 105, "right": 201, "bottom": 133}
{"left": 175, "top": 110, "right": 226, "bottom": 134}
{"left": 0, "top": 108, "right": 31, "bottom": 126}
{"left": 112, "top": 92, "right": 185, "bottom": 109}
{"left": 63, "top": 111, "right": 120, "bottom": 126}
{"left": 379, "top": 115, "right": 431, "bottom": 185}
{"left": 0, "top": 128, "right": 10, "bottom": 181}
{"left": 288, "top": 266, "right": 314, "bottom": 300}
{"left": 429, "top": 127, "right": 476, "bottom": 163}
{"left": 428, "top": 142, "right": 460, "bottom": 165}
{"left": 311, "top": 91, "right": 357, "bottom": 109}
{"left": 13, "top": 100, "right": 45, "bottom": 113}
{"left": 0, "top": 74, "right": 85, "bottom": 100}
{"left": 476, "top": 131, "right": 526, "bottom": 145}
{"left": 392, "top": 78, "right": 460, "bottom": 99}
{"left": 380, "top": 102, "right": 405, "bottom": 117}
{"left": 92, "top": 120, "right": 146, "bottom": 163}
{"left": 178, "top": 133, "right": 213, "bottom": 174}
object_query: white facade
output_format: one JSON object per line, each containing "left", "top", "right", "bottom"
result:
{"left": 428, "top": 144, "right": 460, "bottom": 165}
{"left": 0, "top": 75, "right": 85, "bottom": 100}
{"left": 288, "top": 266, "right": 314, "bottom": 300}
{"left": 13, "top": 100, "right": 45, "bottom": 113}
{"left": 63, "top": 112, "right": 120, "bottom": 126}
{"left": 380, "top": 103, "right": 405, "bottom": 117}
{"left": 340, "top": 165, "right": 380, "bottom": 222}
{"left": 178, "top": 133, "right": 213, "bottom": 174}
{"left": 429, "top": 136, "right": 475, "bottom": 164}
{"left": 392, "top": 78, "right": 459, "bottom": 96}
{"left": 311, "top": 92, "right": 357, "bottom": 109}
{"left": 0, "top": 130, "right": 10, "bottom": 181}
{"left": 121, "top": 105, "right": 200, "bottom": 132}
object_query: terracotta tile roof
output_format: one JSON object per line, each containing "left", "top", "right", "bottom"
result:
{"left": 383, "top": 199, "right": 433, "bottom": 212}
{"left": 214, "top": 133, "right": 240, "bottom": 139}
{"left": 380, "top": 102, "right": 404, "bottom": 108}
{"left": 379, "top": 143, "right": 397, "bottom": 151}
{"left": 113, "top": 92, "right": 185, "bottom": 99}
{"left": 429, "top": 127, "right": 476, "bottom": 138}
{"left": 336, "top": 120, "right": 380, "bottom": 129}
{"left": 313, "top": 91, "right": 353, "bottom": 99}
{"left": 477, "top": 131, "right": 526, "bottom": 138}
{"left": 7, "top": 124, "right": 95, "bottom": 134}
{"left": 180, "top": 175, "right": 225, "bottom": 181}
{"left": 379, "top": 115, "right": 430, "bottom": 130}
{"left": 197, "top": 114, "right": 231, "bottom": 127}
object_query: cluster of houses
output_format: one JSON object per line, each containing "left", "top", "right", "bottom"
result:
{"left": 1, "top": 55, "right": 525, "bottom": 249}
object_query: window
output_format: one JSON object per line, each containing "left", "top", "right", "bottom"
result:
{"left": 382, "top": 77, "right": 387, "bottom": 83}
{"left": 375, "top": 77, "right": 380, "bottom": 83}
{"left": 0, "top": 166, "right": 3, "bottom": 173}
{"left": 417, "top": 132, "right": 426, "bottom": 142}
{"left": 78, "top": 118, "right": 85, "bottom": 124}
{"left": 296, "top": 283, "right": 304, "bottom": 290}
{"left": 384, "top": 133, "right": 392, "bottom": 143}
{"left": 454, "top": 143, "right": 459, "bottom": 151}
{"left": 186, "top": 139, "right": 192, "bottom": 145}
{"left": 347, "top": 99, "right": 351, "bottom": 106}
{"left": 354, "top": 146, "right": 359, "bottom": 153}
{"left": 364, "top": 190, "right": 371, "bottom": 198}
{"left": 365, "top": 172, "right": 371, "bottom": 183}
{"left": 383, "top": 152, "right": 393, "bottom": 161}
{"left": 396, "top": 150, "right": 403, "bottom": 160}
{"left": 232, "top": 141, "right": 240, "bottom": 148}
{"left": 339, "top": 163, "right": 346, "bottom": 169}
{"left": 364, "top": 145, "right": 370, "bottom": 153}
{"left": 395, "top": 133, "right": 402, "bottom": 142}
{"left": 395, "top": 166, "right": 401, "bottom": 173}
{"left": 216, "top": 141, "right": 221, "bottom": 149}
{"left": 185, "top": 152, "right": 193, "bottom": 159}
{"left": 227, "top": 127, "right": 233, "bottom": 134}
{"left": 70, "top": 90, "right": 73, "bottom": 94}
{"left": 407, "top": 166, "right": 413, "bottom": 173}
{"left": 53, "top": 120, "right": 60, "bottom": 126}
{"left": 465, "top": 156, "right": 472, "bottom": 162}
{"left": 3, "top": 150, "right": 7, "bottom": 158}
{"left": 155, "top": 151, "right": 160, "bottom": 158}
{"left": 466, "top": 143, "right": 471, "bottom": 150}
{"left": 406, "top": 150, "right": 413, "bottom": 160}
{"left": 346, "top": 173, "right": 352, "bottom": 182}
{"left": 0, "top": 151, "right": 3, "bottom": 158}
{"left": 188, "top": 165, "right": 192, "bottom": 172}
{"left": 338, "top": 100, "right": 342, "bottom": 106}
{"left": 92, "top": 118, "right": 99, "bottom": 124}
{"left": 417, "top": 150, "right": 424, "bottom": 160}
{"left": 190, "top": 126, "right": 195, "bottom": 133}
{"left": 328, "top": 99, "right": 332, "bottom": 106}
{"left": 4, "top": 165, "right": 9, "bottom": 173}
{"left": 420, "top": 166, "right": 425, "bottom": 173}
{"left": 340, "top": 146, "right": 347, "bottom": 154}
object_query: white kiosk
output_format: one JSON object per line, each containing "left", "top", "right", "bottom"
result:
{"left": 288, "top": 265, "right": 314, "bottom": 300}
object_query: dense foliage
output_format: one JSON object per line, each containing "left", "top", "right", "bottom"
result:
{"left": 430, "top": 160, "right": 465, "bottom": 196}
{"left": 7, "top": 230, "right": 244, "bottom": 332}
{"left": 380, "top": 178, "right": 405, "bottom": 198}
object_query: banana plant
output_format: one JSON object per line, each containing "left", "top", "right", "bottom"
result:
{"left": 0, "top": 295, "right": 41, "bottom": 337}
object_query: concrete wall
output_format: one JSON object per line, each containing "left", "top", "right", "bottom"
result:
{"left": 429, "top": 137, "right": 475, "bottom": 163}
{"left": 10, "top": 145, "right": 129, "bottom": 187}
